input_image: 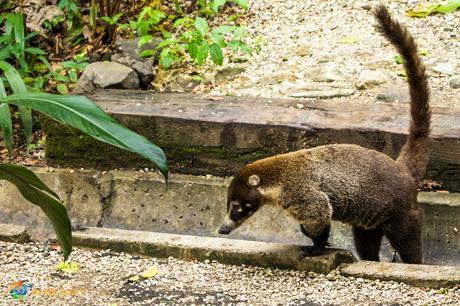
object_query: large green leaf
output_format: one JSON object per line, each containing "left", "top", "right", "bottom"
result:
{"left": 210, "top": 43, "right": 224, "bottom": 65}
{"left": 0, "top": 163, "right": 71, "bottom": 260}
{"left": 0, "top": 61, "right": 33, "bottom": 143}
{"left": 194, "top": 17, "right": 209, "bottom": 37}
{"left": 0, "top": 79, "right": 13, "bottom": 157}
{"left": 0, "top": 93, "right": 169, "bottom": 178}
{"left": 195, "top": 41, "right": 209, "bottom": 65}
{"left": 210, "top": 0, "right": 227, "bottom": 12}
{"left": 233, "top": 0, "right": 250, "bottom": 10}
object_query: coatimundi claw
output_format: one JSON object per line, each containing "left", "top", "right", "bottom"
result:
{"left": 301, "top": 246, "right": 326, "bottom": 257}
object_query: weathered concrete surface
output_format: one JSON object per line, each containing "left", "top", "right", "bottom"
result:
{"left": 0, "top": 223, "right": 29, "bottom": 243}
{"left": 42, "top": 90, "right": 460, "bottom": 191}
{"left": 0, "top": 168, "right": 459, "bottom": 265}
{"left": 73, "top": 227, "right": 356, "bottom": 274}
{"left": 340, "top": 261, "right": 460, "bottom": 289}
{"left": 0, "top": 168, "right": 103, "bottom": 239}
{"left": 418, "top": 193, "right": 460, "bottom": 266}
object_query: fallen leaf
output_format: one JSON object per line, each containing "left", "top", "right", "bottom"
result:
{"left": 337, "top": 36, "right": 359, "bottom": 44}
{"left": 208, "top": 96, "right": 225, "bottom": 101}
{"left": 57, "top": 262, "right": 80, "bottom": 273}
{"left": 128, "top": 275, "right": 140, "bottom": 282}
{"left": 141, "top": 266, "right": 158, "bottom": 279}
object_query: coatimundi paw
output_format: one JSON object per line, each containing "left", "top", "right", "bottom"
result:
{"left": 301, "top": 245, "right": 325, "bottom": 257}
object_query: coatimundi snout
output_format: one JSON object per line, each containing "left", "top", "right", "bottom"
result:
{"left": 218, "top": 5, "right": 431, "bottom": 264}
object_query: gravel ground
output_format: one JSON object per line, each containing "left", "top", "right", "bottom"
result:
{"left": 207, "top": 0, "right": 460, "bottom": 107}
{"left": 1, "top": 241, "right": 459, "bottom": 305}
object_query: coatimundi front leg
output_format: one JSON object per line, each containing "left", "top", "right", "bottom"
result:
{"left": 282, "top": 189, "right": 333, "bottom": 256}
{"left": 300, "top": 224, "right": 331, "bottom": 256}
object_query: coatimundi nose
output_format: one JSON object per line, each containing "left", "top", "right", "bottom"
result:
{"left": 218, "top": 224, "right": 232, "bottom": 235}
{"left": 218, "top": 216, "right": 237, "bottom": 234}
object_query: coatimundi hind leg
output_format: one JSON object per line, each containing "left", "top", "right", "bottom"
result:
{"left": 352, "top": 226, "right": 384, "bottom": 261}
{"left": 300, "top": 224, "right": 331, "bottom": 256}
{"left": 383, "top": 208, "right": 423, "bottom": 264}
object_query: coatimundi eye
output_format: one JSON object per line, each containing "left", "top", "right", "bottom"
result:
{"left": 245, "top": 203, "right": 252, "bottom": 208}
{"left": 231, "top": 201, "right": 240, "bottom": 208}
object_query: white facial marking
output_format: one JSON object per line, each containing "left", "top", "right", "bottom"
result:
{"left": 222, "top": 215, "right": 237, "bottom": 229}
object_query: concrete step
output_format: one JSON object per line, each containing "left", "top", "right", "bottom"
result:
{"left": 0, "top": 223, "right": 456, "bottom": 289}
{"left": 42, "top": 90, "right": 460, "bottom": 191}
{"left": 341, "top": 261, "right": 460, "bottom": 289}
{"left": 0, "top": 223, "right": 29, "bottom": 243}
{"left": 0, "top": 167, "right": 459, "bottom": 266}
{"left": 72, "top": 226, "right": 355, "bottom": 275}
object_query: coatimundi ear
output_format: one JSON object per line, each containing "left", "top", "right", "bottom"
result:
{"left": 248, "top": 174, "right": 260, "bottom": 187}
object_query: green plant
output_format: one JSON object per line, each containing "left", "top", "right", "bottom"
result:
{"left": 0, "top": 13, "right": 48, "bottom": 76}
{"left": 0, "top": 65, "right": 168, "bottom": 260}
{"left": 89, "top": 0, "right": 124, "bottom": 43}
{"left": 407, "top": 0, "right": 460, "bottom": 17}
{"left": 132, "top": 7, "right": 167, "bottom": 37}
{"left": 58, "top": 0, "right": 79, "bottom": 25}
{"left": 0, "top": 61, "right": 33, "bottom": 153}
{"left": 140, "top": 17, "right": 251, "bottom": 69}
{"left": 40, "top": 56, "right": 88, "bottom": 94}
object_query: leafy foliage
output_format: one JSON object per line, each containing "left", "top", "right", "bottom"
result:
{"left": 407, "top": 0, "right": 460, "bottom": 17}
{"left": 0, "top": 9, "right": 86, "bottom": 93}
{"left": 0, "top": 163, "right": 72, "bottom": 260}
{"left": 2, "top": 92, "right": 168, "bottom": 176}
{"left": 0, "top": 61, "right": 33, "bottom": 153}
{"left": 136, "top": 2, "right": 252, "bottom": 69}
{"left": 1, "top": 0, "right": 254, "bottom": 87}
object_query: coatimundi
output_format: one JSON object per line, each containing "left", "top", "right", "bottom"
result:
{"left": 218, "top": 5, "right": 431, "bottom": 264}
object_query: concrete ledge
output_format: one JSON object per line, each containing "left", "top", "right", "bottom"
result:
{"left": 0, "top": 223, "right": 29, "bottom": 243}
{"left": 340, "top": 261, "right": 460, "bottom": 289}
{"left": 72, "top": 227, "right": 356, "bottom": 274}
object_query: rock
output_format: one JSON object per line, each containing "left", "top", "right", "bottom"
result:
{"left": 365, "top": 58, "right": 397, "bottom": 70}
{"left": 112, "top": 54, "right": 155, "bottom": 89}
{"left": 377, "top": 88, "right": 410, "bottom": 103}
{"left": 431, "top": 61, "right": 457, "bottom": 75}
{"left": 287, "top": 88, "right": 355, "bottom": 99}
{"left": 449, "top": 77, "right": 460, "bottom": 89}
{"left": 356, "top": 70, "right": 388, "bottom": 89}
{"left": 112, "top": 37, "right": 160, "bottom": 88}
{"left": 168, "top": 74, "right": 201, "bottom": 93}
{"left": 25, "top": 5, "right": 63, "bottom": 37}
{"left": 257, "top": 73, "right": 297, "bottom": 85}
{"left": 114, "top": 37, "right": 163, "bottom": 60}
{"left": 215, "top": 67, "right": 246, "bottom": 83}
{"left": 153, "top": 69, "right": 201, "bottom": 93}
{"left": 308, "top": 66, "right": 344, "bottom": 82}
{"left": 73, "top": 62, "right": 139, "bottom": 93}
{"left": 293, "top": 45, "right": 310, "bottom": 57}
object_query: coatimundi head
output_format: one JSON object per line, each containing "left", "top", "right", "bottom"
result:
{"left": 218, "top": 173, "right": 263, "bottom": 235}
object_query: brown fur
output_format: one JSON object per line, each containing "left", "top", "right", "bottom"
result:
{"left": 219, "top": 6, "right": 430, "bottom": 264}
